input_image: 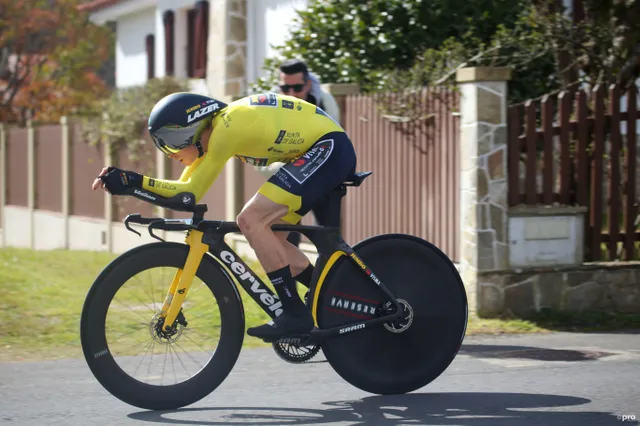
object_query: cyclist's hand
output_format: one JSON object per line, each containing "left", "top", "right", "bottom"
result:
{"left": 92, "top": 166, "right": 111, "bottom": 191}
{"left": 92, "top": 166, "right": 142, "bottom": 195}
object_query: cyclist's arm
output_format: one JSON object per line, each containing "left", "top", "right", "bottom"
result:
{"left": 139, "top": 144, "right": 233, "bottom": 202}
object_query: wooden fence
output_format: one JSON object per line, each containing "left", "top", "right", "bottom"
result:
{"left": 1, "top": 88, "right": 462, "bottom": 261}
{"left": 508, "top": 84, "right": 640, "bottom": 261}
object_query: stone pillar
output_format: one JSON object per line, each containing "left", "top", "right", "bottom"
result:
{"left": 205, "top": 0, "right": 248, "bottom": 221}
{"left": 207, "top": 0, "right": 247, "bottom": 101}
{"left": 456, "top": 67, "right": 512, "bottom": 314}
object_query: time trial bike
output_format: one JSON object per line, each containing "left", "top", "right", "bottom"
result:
{"left": 80, "top": 170, "right": 468, "bottom": 410}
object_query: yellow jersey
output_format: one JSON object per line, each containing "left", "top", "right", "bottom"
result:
{"left": 141, "top": 93, "right": 343, "bottom": 201}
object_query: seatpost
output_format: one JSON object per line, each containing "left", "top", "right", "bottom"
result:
{"left": 320, "top": 185, "right": 347, "bottom": 230}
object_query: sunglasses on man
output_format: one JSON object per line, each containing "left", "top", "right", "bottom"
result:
{"left": 279, "top": 84, "right": 306, "bottom": 93}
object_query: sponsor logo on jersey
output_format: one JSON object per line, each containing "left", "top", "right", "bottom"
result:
{"left": 282, "top": 139, "right": 333, "bottom": 183}
{"left": 134, "top": 189, "right": 156, "bottom": 201}
{"left": 282, "top": 99, "right": 294, "bottom": 110}
{"left": 274, "top": 129, "right": 286, "bottom": 144}
{"left": 249, "top": 93, "right": 278, "bottom": 107}
{"left": 221, "top": 113, "right": 231, "bottom": 128}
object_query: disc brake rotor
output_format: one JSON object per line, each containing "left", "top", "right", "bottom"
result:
{"left": 384, "top": 298, "right": 414, "bottom": 333}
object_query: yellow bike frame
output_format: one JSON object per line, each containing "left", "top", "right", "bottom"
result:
{"left": 159, "top": 229, "right": 209, "bottom": 331}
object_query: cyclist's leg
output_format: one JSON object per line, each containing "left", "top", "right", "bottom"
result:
{"left": 243, "top": 131, "right": 356, "bottom": 339}
{"left": 262, "top": 131, "right": 356, "bottom": 281}
{"left": 237, "top": 194, "right": 314, "bottom": 339}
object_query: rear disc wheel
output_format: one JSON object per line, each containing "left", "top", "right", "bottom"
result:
{"left": 317, "top": 234, "right": 468, "bottom": 394}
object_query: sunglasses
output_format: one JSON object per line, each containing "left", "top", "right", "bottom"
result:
{"left": 279, "top": 83, "right": 306, "bottom": 93}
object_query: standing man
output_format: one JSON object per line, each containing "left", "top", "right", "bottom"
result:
{"left": 277, "top": 58, "right": 340, "bottom": 122}
{"left": 256, "top": 58, "right": 341, "bottom": 247}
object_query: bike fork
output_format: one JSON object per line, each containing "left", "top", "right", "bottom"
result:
{"left": 160, "top": 230, "right": 208, "bottom": 331}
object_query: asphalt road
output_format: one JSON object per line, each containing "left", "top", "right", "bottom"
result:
{"left": 1, "top": 331, "right": 639, "bottom": 426}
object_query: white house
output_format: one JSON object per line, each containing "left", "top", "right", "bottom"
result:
{"left": 80, "top": 0, "right": 310, "bottom": 99}
{"left": 245, "top": 0, "right": 309, "bottom": 86}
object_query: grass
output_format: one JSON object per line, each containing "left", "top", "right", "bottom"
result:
{"left": 1, "top": 247, "right": 639, "bottom": 363}
{"left": 0, "top": 247, "right": 276, "bottom": 362}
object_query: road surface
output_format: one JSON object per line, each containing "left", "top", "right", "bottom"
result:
{"left": 1, "top": 331, "right": 639, "bottom": 425}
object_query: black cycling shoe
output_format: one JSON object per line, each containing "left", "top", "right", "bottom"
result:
{"left": 247, "top": 310, "right": 314, "bottom": 343}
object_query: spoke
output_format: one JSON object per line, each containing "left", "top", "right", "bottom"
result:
{"left": 182, "top": 311, "right": 221, "bottom": 323}
{"left": 181, "top": 326, "right": 220, "bottom": 343}
{"left": 168, "top": 343, "right": 192, "bottom": 380}
{"left": 170, "top": 342, "right": 178, "bottom": 385}
{"left": 131, "top": 339, "right": 154, "bottom": 379}
{"left": 172, "top": 340, "right": 208, "bottom": 369}
{"left": 107, "top": 324, "right": 149, "bottom": 343}
{"left": 180, "top": 331, "right": 215, "bottom": 356}
{"left": 109, "top": 333, "right": 154, "bottom": 356}
{"left": 110, "top": 298, "right": 153, "bottom": 323}
{"left": 129, "top": 273, "right": 160, "bottom": 315}
{"left": 152, "top": 268, "right": 173, "bottom": 313}
{"left": 161, "top": 344, "right": 169, "bottom": 386}
{"left": 148, "top": 269, "right": 162, "bottom": 312}
{"left": 146, "top": 339, "right": 157, "bottom": 383}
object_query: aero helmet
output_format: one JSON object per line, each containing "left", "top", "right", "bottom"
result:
{"left": 148, "top": 92, "right": 227, "bottom": 157}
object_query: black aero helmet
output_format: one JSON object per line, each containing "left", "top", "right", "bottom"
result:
{"left": 148, "top": 92, "right": 227, "bottom": 157}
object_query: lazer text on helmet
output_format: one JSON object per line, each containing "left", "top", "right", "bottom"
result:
{"left": 187, "top": 103, "right": 220, "bottom": 123}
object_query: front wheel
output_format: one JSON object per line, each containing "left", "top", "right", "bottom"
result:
{"left": 80, "top": 242, "right": 245, "bottom": 410}
{"left": 317, "top": 234, "right": 468, "bottom": 395}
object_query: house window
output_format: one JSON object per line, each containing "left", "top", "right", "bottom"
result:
{"left": 163, "top": 10, "right": 175, "bottom": 76}
{"left": 186, "top": 0, "right": 208, "bottom": 79}
{"left": 145, "top": 34, "right": 155, "bottom": 79}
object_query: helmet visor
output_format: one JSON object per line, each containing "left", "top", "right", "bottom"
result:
{"left": 150, "top": 122, "right": 200, "bottom": 155}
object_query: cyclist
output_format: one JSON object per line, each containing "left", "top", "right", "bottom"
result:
{"left": 91, "top": 91, "right": 357, "bottom": 341}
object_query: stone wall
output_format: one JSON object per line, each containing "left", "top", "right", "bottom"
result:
{"left": 478, "top": 263, "right": 640, "bottom": 316}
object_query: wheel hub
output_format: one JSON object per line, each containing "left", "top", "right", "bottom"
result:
{"left": 384, "top": 299, "right": 414, "bottom": 333}
{"left": 149, "top": 312, "right": 187, "bottom": 344}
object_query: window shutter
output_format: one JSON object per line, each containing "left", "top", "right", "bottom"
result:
{"left": 193, "top": 0, "right": 209, "bottom": 78}
{"left": 187, "top": 9, "right": 197, "bottom": 77}
{"left": 163, "top": 10, "right": 175, "bottom": 76}
{"left": 145, "top": 34, "right": 155, "bottom": 80}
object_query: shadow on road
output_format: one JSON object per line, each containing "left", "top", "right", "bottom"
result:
{"left": 459, "top": 344, "right": 615, "bottom": 361}
{"left": 128, "top": 392, "right": 636, "bottom": 425}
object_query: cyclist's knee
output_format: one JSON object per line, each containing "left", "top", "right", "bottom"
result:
{"left": 237, "top": 195, "right": 288, "bottom": 235}
{"left": 236, "top": 208, "right": 260, "bottom": 234}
